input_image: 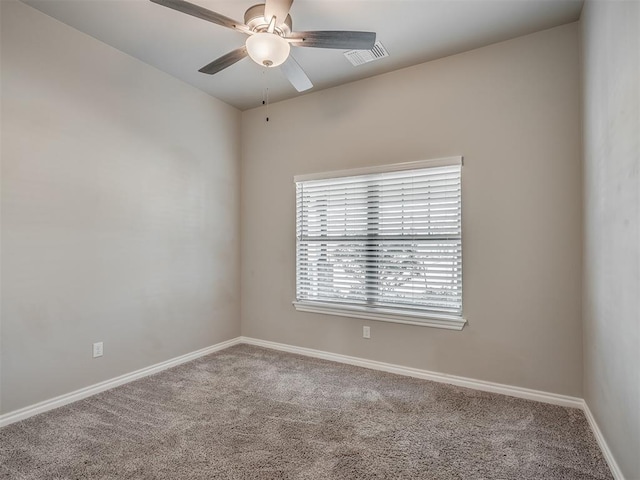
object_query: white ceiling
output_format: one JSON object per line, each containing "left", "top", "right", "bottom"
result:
{"left": 22, "top": 0, "right": 584, "bottom": 110}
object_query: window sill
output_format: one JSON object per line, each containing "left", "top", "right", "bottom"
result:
{"left": 292, "top": 301, "right": 467, "bottom": 331}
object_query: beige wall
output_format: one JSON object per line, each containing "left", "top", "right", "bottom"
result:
{"left": 0, "top": 0, "right": 241, "bottom": 413}
{"left": 581, "top": 1, "right": 640, "bottom": 477}
{"left": 241, "top": 23, "right": 583, "bottom": 397}
{"left": 0, "top": 0, "right": 590, "bottom": 421}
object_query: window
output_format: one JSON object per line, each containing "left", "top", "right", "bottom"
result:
{"left": 294, "top": 157, "right": 465, "bottom": 330}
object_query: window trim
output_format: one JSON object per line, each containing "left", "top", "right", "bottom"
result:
{"left": 293, "top": 156, "right": 463, "bottom": 183}
{"left": 294, "top": 156, "right": 465, "bottom": 330}
{"left": 293, "top": 301, "right": 467, "bottom": 330}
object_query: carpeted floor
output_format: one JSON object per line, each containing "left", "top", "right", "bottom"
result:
{"left": 0, "top": 344, "right": 612, "bottom": 479}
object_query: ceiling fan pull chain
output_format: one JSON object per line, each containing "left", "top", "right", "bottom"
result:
{"left": 261, "top": 68, "right": 270, "bottom": 122}
{"left": 266, "top": 86, "right": 270, "bottom": 122}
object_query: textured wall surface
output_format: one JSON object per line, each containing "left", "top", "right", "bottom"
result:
{"left": 241, "top": 24, "right": 583, "bottom": 396}
{"left": 1, "top": 0, "right": 241, "bottom": 413}
{"left": 581, "top": 1, "right": 640, "bottom": 478}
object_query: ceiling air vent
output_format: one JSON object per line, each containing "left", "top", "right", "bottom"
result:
{"left": 344, "top": 41, "right": 389, "bottom": 66}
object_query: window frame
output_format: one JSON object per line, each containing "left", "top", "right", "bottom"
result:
{"left": 293, "top": 156, "right": 466, "bottom": 331}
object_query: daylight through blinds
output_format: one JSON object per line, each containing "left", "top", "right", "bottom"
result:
{"left": 296, "top": 162, "right": 462, "bottom": 317}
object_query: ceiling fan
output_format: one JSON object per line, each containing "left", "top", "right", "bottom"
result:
{"left": 150, "top": 0, "right": 376, "bottom": 92}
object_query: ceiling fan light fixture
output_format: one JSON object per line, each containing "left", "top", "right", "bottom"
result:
{"left": 246, "top": 32, "right": 290, "bottom": 67}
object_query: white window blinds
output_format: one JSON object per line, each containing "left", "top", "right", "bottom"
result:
{"left": 295, "top": 159, "right": 462, "bottom": 320}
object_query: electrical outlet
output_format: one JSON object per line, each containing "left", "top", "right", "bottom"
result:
{"left": 92, "top": 342, "right": 103, "bottom": 358}
{"left": 363, "top": 326, "right": 371, "bottom": 339}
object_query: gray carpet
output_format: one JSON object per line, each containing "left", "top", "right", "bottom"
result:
{"left": 0, "top": 344, "right": 612, "bottom": 479}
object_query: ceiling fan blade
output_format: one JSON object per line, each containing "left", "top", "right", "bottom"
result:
{"left": 198, "top": 47, "right": 248, "bottom": 75}
{"left": 288, "top": 31, "right": 376, "bottom": 50}
{"left": 150, "top": 0, "right": 250, "bottom": 34}
{"left": 280, "top": 55, "right": 313, "bottom": 92}
{"left": 264, "top": 0, "right": 293, "bottom": 25}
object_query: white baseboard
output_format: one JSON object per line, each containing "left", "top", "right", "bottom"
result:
{"left": 0, "top": 337, "right": 242, "bottom": 428}
{"left": 582, "top": 402, "right": 625, "bottom": 480}
{"left": 239, "top": 336, "right": 584, "bottom": 408}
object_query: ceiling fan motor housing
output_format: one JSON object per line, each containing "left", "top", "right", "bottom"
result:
{"left": 244, "top": 4, "right": 292, "bottom": 36}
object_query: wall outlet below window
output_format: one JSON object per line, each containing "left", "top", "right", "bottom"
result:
{"left": 93, "top": 342, "right": 103, "bottom": 358}
{"left": 363, "top": 326, "right": 371, "bottom": 339}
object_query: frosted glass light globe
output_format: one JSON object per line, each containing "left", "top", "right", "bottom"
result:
{"left": 246, "top": 32, "right": 290, "bottom": 68}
